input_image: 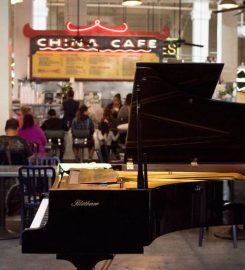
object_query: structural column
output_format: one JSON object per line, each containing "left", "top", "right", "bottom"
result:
{"left": 191, "top": 0, "right": 211, "bottom": 62}
{"left": 217, "top": 9, "right": 238, "bottom": 82}
{"left": 33, "top": 0, "right": 48, "bottom": 30}
{"left": 0, "top": 0, "right": 11, "bottom": 134}
{"left": 12, "top": 0, "right": 32, "bottom": 100}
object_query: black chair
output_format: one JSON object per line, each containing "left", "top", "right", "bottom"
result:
{"left": 72, "top": 129, "right": 90, "bottom": 162}
{"left": 28, "top": 156, "right": 60, "bottom": 166}
{"left": 18, "top": 166, "right": 56, "bottom": 232}
{"left": 199, "top": 181, "right": 245, "bottom": 248}
{"left": 0, "top": 150, "right": 29, "bottom": 166}
{"left": 199, "top": 208, "right": 244, "bottom": 248}
{"left": 0, "top": 141, "right": 29, "bottom": 166}
{"left": 0, "top": 141, "right": 29, "bottom": 220}
{"left": 44, "top": 130, "right": 65, "bottom": 160}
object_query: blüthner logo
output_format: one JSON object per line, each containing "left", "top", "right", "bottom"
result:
{"left": 71, "top": 200, "right": 100, "bottom": 207}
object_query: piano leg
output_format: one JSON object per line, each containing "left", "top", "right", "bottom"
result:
{"left": 57, "top": 253, "right": 114, "bottom": 270}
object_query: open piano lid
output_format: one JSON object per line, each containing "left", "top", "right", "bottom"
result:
{"left": 125, "top": 62, "right": 245, "bottom": 163}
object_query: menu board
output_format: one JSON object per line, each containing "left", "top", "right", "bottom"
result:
{"left": 31, "top": 51, "right": 159, "bottom": 80}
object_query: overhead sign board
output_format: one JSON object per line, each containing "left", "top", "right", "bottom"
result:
{"left": 24, "top": 19, "right": 176, "bottom": 81}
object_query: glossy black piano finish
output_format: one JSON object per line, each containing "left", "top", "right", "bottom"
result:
{"left": 22, "top": 187, "right": 152, "bottom": 254}
{"left": 126, "top": 62, "right": 245, "bottom": 163}
{"left": 22, "top": 177, "right": 245, "bottom": 252}
{"left": 21, "top": 63, "right": 245, "bottom": 270}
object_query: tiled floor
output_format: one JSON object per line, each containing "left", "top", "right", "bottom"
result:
{"left": 1, "top": 217, "right": 245, "bottom": 270}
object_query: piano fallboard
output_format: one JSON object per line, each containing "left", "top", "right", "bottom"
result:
{"left": 22, "top": 188, "right": 151, "bottom": 254}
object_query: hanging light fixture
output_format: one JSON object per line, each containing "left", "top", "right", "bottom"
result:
{"left": 11, "top": 0, "right": 23, "bottom": 4}
{"left": 219, "top": 0, "right": 238, "bottom": 9}
{"left": 122, "top": 0, "right": 142, "bottom": 7}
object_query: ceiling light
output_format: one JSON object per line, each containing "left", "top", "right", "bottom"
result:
{"left": 219, "top": 0, "right": 238, "bottom": 9}
{"left": 11, "top": 0, "right": 23, "bottom": 4}
{"left": 122, "top": 0, "right": 142, "bottom": 7}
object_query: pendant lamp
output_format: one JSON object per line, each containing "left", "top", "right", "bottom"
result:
{"left": 11, "top": 0, "right": 23, "bottom": 4}
{"left": 219, "top": 0, "right": 238, "bottom": 9}
{"left": 122, "top": 0, "right": 142, "bottom": 7}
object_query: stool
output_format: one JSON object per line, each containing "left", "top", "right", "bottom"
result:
{"left": 44, "top": 130, "right": 65, "bottom": 160}
{"left": 72, "top": 129, "right": 90, "bottom": 162}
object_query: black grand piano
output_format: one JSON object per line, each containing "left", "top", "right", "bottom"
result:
{"left": 22, "top": 63, "right": 245, "bottom": 270}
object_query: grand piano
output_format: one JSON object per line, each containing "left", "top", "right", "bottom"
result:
{"left": 22, "top": 63, "right": 245, "bottom": 270}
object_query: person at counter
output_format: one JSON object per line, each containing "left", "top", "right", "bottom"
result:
{"left": 117, "top": 93, "right": 132, "bottom": 145}
{"left": 0, "top": 118, "right": 32, "bottom": 165}
{"left": 105, "top": 93, "right": 122, "bottom": 123}
{"left": 61, "top": 88, "right": 80, "bottom": 128}
{"left": 98, "top": 105, "right": 122, "bottom": 161}
{"left": 117, "top": 93, "right": 132, "bottom": 124}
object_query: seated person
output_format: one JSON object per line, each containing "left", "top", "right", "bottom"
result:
{"left": 17, "top": 106, "right": 32, "bottom": 128}
{"left": 41, "top": 109, "right": 69, "bottom": 132}
{"left": 71, "top": 105, "right": 95, "bottom": 161}
{"left": 0, "top": 118, "right": 32, "bottom": 165}
{"left": 18, "top": 114, "right": 47, "bottom": 156}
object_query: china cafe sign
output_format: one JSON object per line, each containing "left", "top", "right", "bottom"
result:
{"left": 24, "top": 19, "right": 177, "bottom": 58}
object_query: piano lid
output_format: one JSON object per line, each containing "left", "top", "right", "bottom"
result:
{"left": 125, "top": 62, "right": 245, "bottom": 163}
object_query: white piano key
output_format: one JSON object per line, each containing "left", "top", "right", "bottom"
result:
{"left": 30, "top": 198, "right": 49, "bottom": 229}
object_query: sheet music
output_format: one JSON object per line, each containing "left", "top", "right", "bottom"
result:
{"left": 59, "top": 162, "right": 112, "bottom": 173}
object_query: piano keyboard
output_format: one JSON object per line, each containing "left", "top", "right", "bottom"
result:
{"left": 30, "top": 198, "right": 49, "bottom": 229}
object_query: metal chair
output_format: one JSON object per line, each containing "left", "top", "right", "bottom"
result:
{"left": 28, "top": 156, "right": 60, "bottom": 166}
{"left": 18, "top": 166, "right": 56, "bottom": 232}
{"left": 199, "top": 225, "right": 239, "bottom": 248}
{"left": 0, "top": 140, "right": 29, "bottom": 225}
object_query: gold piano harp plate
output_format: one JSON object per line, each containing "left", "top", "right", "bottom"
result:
{"left": 116, "top": 171, "right": 245, "bottom": 189}
{"left": 56, "top": 169, "right": 245, "bottom": 190}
